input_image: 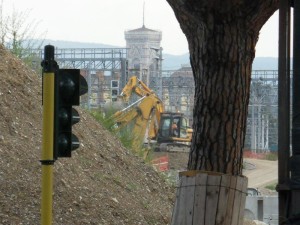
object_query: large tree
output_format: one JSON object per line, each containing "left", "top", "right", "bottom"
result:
{"left": 166, "top": 0, "right": 279, "bottom": 175}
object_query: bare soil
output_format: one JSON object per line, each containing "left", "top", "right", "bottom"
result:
{"left": 243, "top": 158, "right": 278, "bottom": 196}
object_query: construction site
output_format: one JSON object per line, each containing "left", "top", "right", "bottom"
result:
{"left": 6, "top": 2, "right": 298, "bottom": 221}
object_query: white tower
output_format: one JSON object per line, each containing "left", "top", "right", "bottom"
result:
{"left": 124, "top": 23, "right": 162, "bottom": 85}
{"left": 125, "top": 25, "right": 162, "bottom": 69}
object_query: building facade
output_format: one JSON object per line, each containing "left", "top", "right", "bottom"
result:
{"left": 124, "top": 25, "right": 162, "bottom": 86}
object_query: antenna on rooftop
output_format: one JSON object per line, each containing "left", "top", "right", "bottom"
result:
{"left": 142, "top": 1, "right": 145, "bottom": 28}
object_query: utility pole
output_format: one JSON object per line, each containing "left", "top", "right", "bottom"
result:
{"left": 158, "top": 47, "right": 163, "bottom": 100}
{"left": 277, "top": 0, "right": 291, "bottom": 223}
{"left": 290, "top": 0, "right": 300, "bottom": 222}
{"left": 150, "top": 47, "right": 163, "bottom": 100}
{"left": 277, "top": 0, "right": 300, "bottom": 224}
{"left": 41, "top": 45, "right": 56, "bottom": 225}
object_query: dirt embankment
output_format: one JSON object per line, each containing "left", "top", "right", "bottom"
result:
{"left": 0, "top": 46, "right": 175, "bottom": 225}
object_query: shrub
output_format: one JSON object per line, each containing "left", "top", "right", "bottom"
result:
{"left": 89, "top": 108, "right": 152, "bottom": 161}
{"left": 263, "top": 152, "right": 278, "bottom": 161}
{"left": 265, "top": 182, "right": 277, "bottom": 191}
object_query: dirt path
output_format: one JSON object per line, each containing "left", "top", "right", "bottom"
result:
{"left": 243, "top": 158, "right": 278, "bottom": 188}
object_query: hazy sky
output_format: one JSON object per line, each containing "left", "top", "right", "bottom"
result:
{"left": 4, "top": 0, "right": 279, "bottom": 56}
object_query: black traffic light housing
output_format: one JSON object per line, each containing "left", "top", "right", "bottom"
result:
{"left": 54, "top": 69, "right": 88, "bottom": 159}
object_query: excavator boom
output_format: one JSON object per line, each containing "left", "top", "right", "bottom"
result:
{"left": 119, "top": 76, "right": 156, "bottom": 103}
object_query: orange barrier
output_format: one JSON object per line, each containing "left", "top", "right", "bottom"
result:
{"left": 243, "top": 150, "right": 268, "bottom": 159}
{"left": 151, "top": 156, "right": 169, "bottom": 171}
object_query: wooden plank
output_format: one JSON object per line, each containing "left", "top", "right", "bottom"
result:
{"left": 215, "top": 174, "right": 231, "bottom": 225}
{"left": 224, "top": 176, "right": 237, "bottom": 225}
{"left": 230, "top": 176, "right": 244, "bottom": 225}
{"left": 205, "top": 174, "right": 221, "bottom": 225}
{"left": 171, "top": 176, "right": 184, "bottom": 225}
{"left": 171, "top": 174, "right": 196, "bottom": 225}
{"left": 193, "top": 173, "right": 208, "bottom": 225}
{"left": 184, "top": 175, "right": 196, "bottom": 225}
{"left": 238, "top": 177, "right": 248, "bottom": 225}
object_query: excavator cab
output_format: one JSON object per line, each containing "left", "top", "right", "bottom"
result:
{"left": 157, "top": 112, "right": 191, "bottom": 142}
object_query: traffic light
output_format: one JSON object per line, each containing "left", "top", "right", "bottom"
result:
{"left": 111, "top": 80, "right": 119, "bottom": 101}
{"left": 54, "top": 69, "right": 88, "bottom": 159}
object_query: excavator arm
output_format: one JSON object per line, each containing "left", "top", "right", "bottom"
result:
{"left": 110, "top": 95, "right": 163, "bottom": 152}
{"left": 119, "top": 76, "right": 155, "bottom": 103}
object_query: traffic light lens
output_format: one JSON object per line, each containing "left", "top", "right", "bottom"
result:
{"left": 59, "top": 108, "right": 69, "bottom": 127}
{"left": 60, "top": 77, "right": 76, "bottom": 101}
{"left": 58, "top": 134, "right": 69, "bottom": 153}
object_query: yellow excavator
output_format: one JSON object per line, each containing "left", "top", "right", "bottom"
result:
{"left": 110, "top": 76, "right": 192, "bottom": 153}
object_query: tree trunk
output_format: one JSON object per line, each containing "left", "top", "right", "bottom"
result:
{"left": 166, "top": 1, "right": 279, "bottom": 224}
{"left": 166, "top": 0, "right": 279, "bottom": 176}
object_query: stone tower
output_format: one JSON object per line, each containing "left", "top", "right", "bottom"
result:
{"left": 124, "top": 25, "right": 162, "bottom": 85}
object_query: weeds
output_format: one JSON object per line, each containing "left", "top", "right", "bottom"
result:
{"left": 89, "top": 108, "right": 153, "bottom": 162}
{"left": 126, "top": 182, "right": 139, "bottom": 192}
{"left": 159, "top": 170, "right": 179, "bottom": 187}
{"left": 89, "top": 109, "right": 115, "bottom": 132}
{"left": 265, "top": 182, "right": 277, "bottom": 190}
{"left": 264, "top": 152, "right": 278, "bottom": 161}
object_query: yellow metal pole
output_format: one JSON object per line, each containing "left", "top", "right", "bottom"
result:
{"left": 41, "top": 45, "right": 56, "bottom": 225}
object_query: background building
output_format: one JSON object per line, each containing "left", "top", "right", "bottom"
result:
{"left": 125, "top": 25, "right": 162, "bottom": 89}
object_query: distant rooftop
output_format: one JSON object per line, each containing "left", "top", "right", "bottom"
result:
{"left": 126, "top": 25, "right": 158, "bottom": 33}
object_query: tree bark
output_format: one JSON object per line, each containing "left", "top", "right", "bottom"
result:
{"left": 166, "top": 0, "right": 279, "bottom": 175}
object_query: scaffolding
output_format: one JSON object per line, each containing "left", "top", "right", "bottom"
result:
{"left": 27, "top": 48, "right": 128, "bottom": 108}
{"left": 246, "top": 70, "right": 280, "bottom": 152}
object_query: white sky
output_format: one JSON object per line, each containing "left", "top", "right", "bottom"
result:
{"left": 3, "top": 0, "right": 279, "bottom": 56}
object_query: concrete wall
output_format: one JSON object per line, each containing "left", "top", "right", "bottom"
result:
{"left": 245, "top": 196, "right": 278, "bottom": 225}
